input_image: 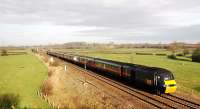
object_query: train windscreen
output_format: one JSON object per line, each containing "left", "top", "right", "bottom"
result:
{"left": 164, "top": 74, "right": 174, "bottom": 80}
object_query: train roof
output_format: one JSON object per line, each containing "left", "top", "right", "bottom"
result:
{"left": 89, "top": 55, "right": 173, "bottom": 75}
{"left": 153, "top": 68, "right": 173, "bottom": 75}
{"left": 93, "top": 57, "right": 152, "bottom": 69}
{"left": 95, "top": 58, "right": 121, "bottom": 67}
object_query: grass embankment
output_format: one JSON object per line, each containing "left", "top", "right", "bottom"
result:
{"left": 0, "top": 53, "right": 50, "bottom": 108}
{"left": 61, "top": 48, "right": 200, "bottom": 95}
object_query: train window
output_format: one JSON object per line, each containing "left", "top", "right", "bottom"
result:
{"left": 164, "top": 74, "right": 174, "bottom": 80}
{"left": 96, "top": 62, "right": 104, "bottom": 67}
{"left": 164, "top": 77, "right": 169, "bottom": 80}
{"left": 171, "top": 74, "right": 175, "bottom": 79}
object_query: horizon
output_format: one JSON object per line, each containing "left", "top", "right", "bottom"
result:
{"left": 0, "top": 41, "right": 200, "bottom": 47}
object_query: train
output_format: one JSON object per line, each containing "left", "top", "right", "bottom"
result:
{"left": 47, "top": 51, "right": 177, "bottom": 94}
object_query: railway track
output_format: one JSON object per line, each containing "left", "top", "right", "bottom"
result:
{"left": 49, "top": 54, "right": 200, "bottom": 109}
{"left": 162, "top": 94, "right": 200, "bottom": 109}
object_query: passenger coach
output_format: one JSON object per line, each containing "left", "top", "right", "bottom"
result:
{"left": 47, "top": 51, "right": 177, "bottom": 94}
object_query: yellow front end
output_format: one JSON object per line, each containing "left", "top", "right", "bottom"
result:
{"left": 164, "top": 80, "right": 177, "bottom": 93}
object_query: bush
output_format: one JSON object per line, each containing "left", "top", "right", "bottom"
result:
{"left": 168, "top": 54, "right": 177, "bottom": 59}
{"left": 192, "top": 48, "right": 200, "bottom": 62}
{"left": 0, "top": 93, "right": 20, "bottom": 109}
{"left": 31, "top": 49, "right": 38, "bottom": 53}
{"left": 1, "top": 49, "right": 8, "bottom": 56}
{"left": 183, "top": 49, "right": 189, "bottom": 56}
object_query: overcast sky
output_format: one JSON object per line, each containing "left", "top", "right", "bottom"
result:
{"left": 0, "top": 0, "right": 200, "bottom": 46}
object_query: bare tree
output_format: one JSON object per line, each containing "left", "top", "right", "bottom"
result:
{"left": 168, "top": 42, "right": 184, "bottom": 54}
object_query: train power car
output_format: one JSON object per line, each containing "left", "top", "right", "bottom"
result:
{"left": 47, "top": 51, "right": 177, "bottom": 94}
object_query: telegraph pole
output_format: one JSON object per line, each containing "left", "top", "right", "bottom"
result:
{"left": 84, "top": 59, "right": 87, "bottom": 82}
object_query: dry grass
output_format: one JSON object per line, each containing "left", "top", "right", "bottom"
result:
{"left": 49, "top": 60, "right": 60, "bottom": 67}
{"left": 48, "top": 69, "right": 54, "bottom": 77}
{"left": 41, "top": 79, "right": 53, "bottom": 96}
{"left": 46, "top": 70, "right": 125, "bottom": 109}
{"left": 43, "top": 56, "right": 49, "bottom": 63}
{"left": 38, "top": 53, "right": 127, "bottom": 109}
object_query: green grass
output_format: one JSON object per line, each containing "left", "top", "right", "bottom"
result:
{"left": 57, "top": 48, "right": 170, "bottom": 54}
{"left": 68, "top": 48, "right": 200, "bottom": 95}
{"left": 0, "top": 54, "right": 50, "bottom": 108}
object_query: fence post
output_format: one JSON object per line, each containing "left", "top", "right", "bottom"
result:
{"left": 65, "top": 65, "right": 67, "bottom": 72}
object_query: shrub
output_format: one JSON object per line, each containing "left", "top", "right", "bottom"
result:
{"left": 0, "top": 93, "right": 20, "bottom": 109}
{"left": 183, "top": 49, "right": 189, "bottom": 56}
{"left": 1, "top": 49, "right": 8, "bottom": 56}
{"left": 192, "top": 48, "right": 200, "bottom": 62}
{"left": 31, "top": 49, "right": 38, "bottom": 53}
{"left": 168, "top": 54, "right": 177, "bottom": 59}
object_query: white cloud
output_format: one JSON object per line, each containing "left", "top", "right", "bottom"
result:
{"left": 0, "top": 0, "right": 200, "bottom": 46}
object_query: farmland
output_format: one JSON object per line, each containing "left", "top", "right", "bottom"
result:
{"left": 57, "top": 48, "right": 200, "bottom": 95}
{"left": 0, "top": 50, "right": 50, "bottom": 108}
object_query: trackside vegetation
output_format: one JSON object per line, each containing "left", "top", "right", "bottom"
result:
{"left": 0, "top": 93, "right": 20, "bottom": 109}
{"left": 192, "top": 48, "right": 200, "bottom": 62}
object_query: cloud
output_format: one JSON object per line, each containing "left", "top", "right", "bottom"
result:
{"left": 0, "top": 0, "right": 200, "bottom": 45}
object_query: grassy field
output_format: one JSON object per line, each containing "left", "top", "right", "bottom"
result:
{"left": 59, "top": 48, "right": 200, "bottom": 95}
{"left": 0, "top": 53, "right": 50, "bottom": 108}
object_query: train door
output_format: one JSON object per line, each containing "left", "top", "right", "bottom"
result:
{"left": 122, "top": 66, "right": 128, "bottom": 78}
{"left": 154, "top": 73, "right": 161, "bottom": 94}
{"left": 131, "top": 69, "right": 135, "bottom": 81}
{"left": 122, "top": 66, "right": 132, "bottom": 81}
{"left": 155, "top": 74, "right": 161, "bottom": 86}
